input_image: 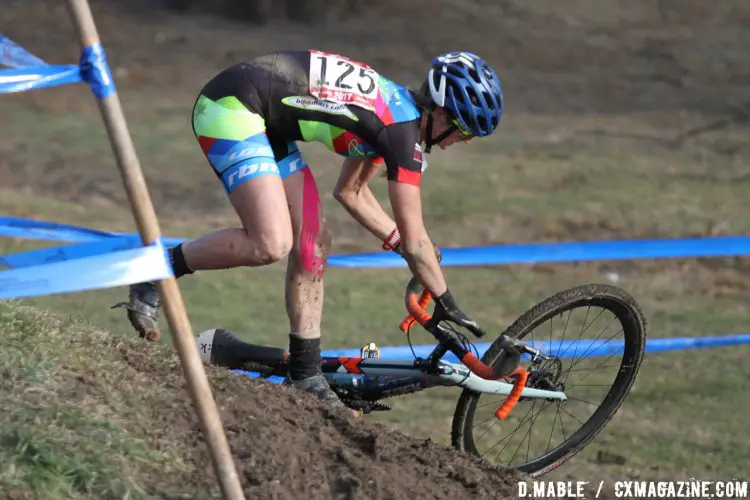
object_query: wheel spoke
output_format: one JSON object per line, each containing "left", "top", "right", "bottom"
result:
{"left": 558, "top": 408, "right": 568, "bottom": 445}
{"left": 570, "top": 351, "right": 623, "bottom": 385}
{"left": 461, "top": 287, "right": 644, "bottom": 476}
{"left": 478, "top": 403, "right": 536, "bottom": 458}
{"left": 565, "top": 395, "right": 601, "bottom": 407}
{"left": 563, "top": 327, "right": 623, "bottom": 378}
{"left": 507, "top": 399, "right": 543, "bottom": 466}
{"left": 558, "top": 404, "right": 586, "bottom": 426}
{"left": 566, "top": 363, "right": 621, "bottom": 373}
{"left": 480, "top": 400, "right": 551, "bottom": 459}
{"left": 545, "top": 404, "right": 560, "bottom": 454}
{"left": 571, "top": 323, "right": 620, "bottom": 365}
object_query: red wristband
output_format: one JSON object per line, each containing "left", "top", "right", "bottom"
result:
{"left": 382, "top": 227, "right": 401, "bottom": 250}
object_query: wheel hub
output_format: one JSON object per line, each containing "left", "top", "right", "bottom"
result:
{"left": 527, "top": 357, "right": 565, "bottom": 396}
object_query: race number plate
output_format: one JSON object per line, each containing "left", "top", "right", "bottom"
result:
{"left": 309, "top": 50, "right": 379, "bottom": 111}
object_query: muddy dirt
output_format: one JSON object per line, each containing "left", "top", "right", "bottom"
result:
{"left": 118, "top": 339, "right": 523, "bottom": 499}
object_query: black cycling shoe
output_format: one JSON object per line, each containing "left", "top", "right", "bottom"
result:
{"left": 111, "top": 281, "right": 162, "bottom": 341}
{"left": 285, "top": 374, "right": 347, "bottom": 410}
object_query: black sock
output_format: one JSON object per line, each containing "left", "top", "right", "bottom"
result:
{"left": 288, "top": 335, "right": 322, "bottom": 381}
{"left": 169, "top": 243, "right": 194, "bottom": 279}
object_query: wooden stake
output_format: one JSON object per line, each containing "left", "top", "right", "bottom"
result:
{"left": 65, "top": 1, "right": 246, "bottom": 498}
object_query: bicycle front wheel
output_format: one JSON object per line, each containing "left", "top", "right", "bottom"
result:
{"left": 451, "top": 284, "right": 646, "bottom": 477}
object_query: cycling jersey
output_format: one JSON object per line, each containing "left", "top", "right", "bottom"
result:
{"left": 192, "top": 50, "right": 428, "bottom": 194}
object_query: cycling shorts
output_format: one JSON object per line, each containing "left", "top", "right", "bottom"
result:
{"left": 191, "top": 94, "right": 308, "bottom": 194}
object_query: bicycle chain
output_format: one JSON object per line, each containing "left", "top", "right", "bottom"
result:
{"left": 340, "top": 398, "right": 393, "bottom": 414}
{"left": 339, "top": 382, "right": 436, "bottom": 414}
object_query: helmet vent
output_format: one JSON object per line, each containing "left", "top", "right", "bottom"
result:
{"left": 466, "top": 87, "right": 480, "bottom": 107}
{"left": 476, "top": 115, "right": 487, "bottom": 131}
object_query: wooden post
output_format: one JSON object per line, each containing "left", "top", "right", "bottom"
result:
{"left": 65, "top": 1, "right": 246, "bottom": 499}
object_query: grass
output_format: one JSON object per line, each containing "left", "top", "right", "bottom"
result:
{"left": 0, "top": 302, "right": 214, "bottom": 499}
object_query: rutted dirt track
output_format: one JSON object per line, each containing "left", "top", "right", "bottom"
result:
{"left": 160, "top": 360, "right": 524, "bottom": 500}
{"left": 1, "top": 303, "right": 526, "bottom": 499}
{"left": 80, "top": 308, "right": 527, "bottom": 499}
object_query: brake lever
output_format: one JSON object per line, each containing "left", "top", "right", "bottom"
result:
{"left": 465, "top": 322, "right": 487, "bottom": 339}
{"left": 425, "top": 296, "right": 487, "bottom": 340}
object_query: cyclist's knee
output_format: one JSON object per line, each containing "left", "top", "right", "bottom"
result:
{"left": 257, "top": 232, "right": 293, "bottom": 264}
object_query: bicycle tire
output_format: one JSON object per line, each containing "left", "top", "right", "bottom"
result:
{"left": 451, "top": 283, "right": 646, "bottom": 477}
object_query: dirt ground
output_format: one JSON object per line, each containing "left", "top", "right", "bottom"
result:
{"left": 160, "top": 360, "right": 524, "bottom": 500}
{"left": 0, "top": 302, "right": 528, "bottom": 499}
{"left": 90, "top": 311, "right": 526, "bottom": 499}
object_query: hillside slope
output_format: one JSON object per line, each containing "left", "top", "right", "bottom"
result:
{"left": 0, "top": 302, "right": 522, "bottom": 499}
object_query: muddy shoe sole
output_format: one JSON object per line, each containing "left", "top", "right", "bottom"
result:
{"left": 112, "top": 301, "right": 162, "bottom": 342}
{"left": 127, "top": 309, "right": 161, "bottom": 341}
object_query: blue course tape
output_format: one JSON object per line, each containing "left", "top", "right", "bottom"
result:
{"left": 0, "top": 217, "right": 187, "bottom": 270}
{"left": 234, "top": 334, "right": 750, "bottom": 384}
{"left": 0, "top": 235, "right": 145, "bottom": 269}
{"left": 80, "top": 42, "right": 116, "bottom": 98}
{"left": 0, "top": 217, "right": 187, "bottom": 246}
{"left": 0, "top": 35, "right": 47, "bottom": 68}
{"left": 327, "top": 236, "right": 750, "bottom": 268}
{"left": 0, "top": 65, "right": 82, "bottom": 94}
{"left": 3, "top": 217, "right": 750, "bottom": 268}
{"left": 0, "top": 241, "right": 172, "bottom": 300}
{"left": 318, "top": 334, "right": 750, "bottom": 361}
{"left": 0, "top": 217, "right": 120, "bottom": 242}
{"left": 0, "top": 36, "right": 116, "bottom": 97}
{"left": 0, "top": 236, "right": 187, "bottom": 270}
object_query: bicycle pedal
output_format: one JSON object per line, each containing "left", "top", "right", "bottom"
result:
{"left": 360, "top": 342, "right": 380, "bottom": 360}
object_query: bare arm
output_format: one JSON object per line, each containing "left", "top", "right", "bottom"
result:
{"left": 335, "top": 157, "right": 446, "bottom": 295}
{"left": 333, "top": 157, "right": 396, "bottom": 241}
{"left": 387, "top": 180, "right": 447, "bottom": 296}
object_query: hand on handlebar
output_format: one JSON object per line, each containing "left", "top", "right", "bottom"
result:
{"left": 402, "top": 277, "right": 526, "bottom": 419}
{"left": 426, "top": 289, "right": 486, "bottom": 338}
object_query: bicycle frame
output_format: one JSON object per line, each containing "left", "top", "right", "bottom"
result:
{"left": 395, "top": 276, "right": 543, "bottom": 418}
{"left": 206, "top": 277, "right": 570, "bottom": 418}
{"left": 321, "top": 355, "right": 567, "bottom": 403}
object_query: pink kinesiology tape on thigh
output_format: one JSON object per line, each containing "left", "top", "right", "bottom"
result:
{"left": 300, "top": 168, "right": 325, "bottom": 276}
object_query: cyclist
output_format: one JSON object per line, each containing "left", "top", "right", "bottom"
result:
{"left": 115, "top": 49, "right": 504, "bottom": 411}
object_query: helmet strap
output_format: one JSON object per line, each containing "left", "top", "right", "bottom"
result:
{"left": 425, "top": 123, "right": 458, "bottom": 153}
{"left": 425, "top": 113, "right": 457, "bottom": 154}
{"left": 424, "top": 113, "right": 435, "bottom": 153}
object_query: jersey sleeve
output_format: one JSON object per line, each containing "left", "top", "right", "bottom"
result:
{"left": 375, "top": 120, "right": 425, "bottom": 187}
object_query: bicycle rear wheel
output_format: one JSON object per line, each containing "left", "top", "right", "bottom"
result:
{"left": 451, "top": 284, "right": 646, "bottom": 477}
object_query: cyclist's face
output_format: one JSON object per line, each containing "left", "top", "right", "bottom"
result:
{"left": 431, "top": 108, "right": 472, "bottom": 149}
